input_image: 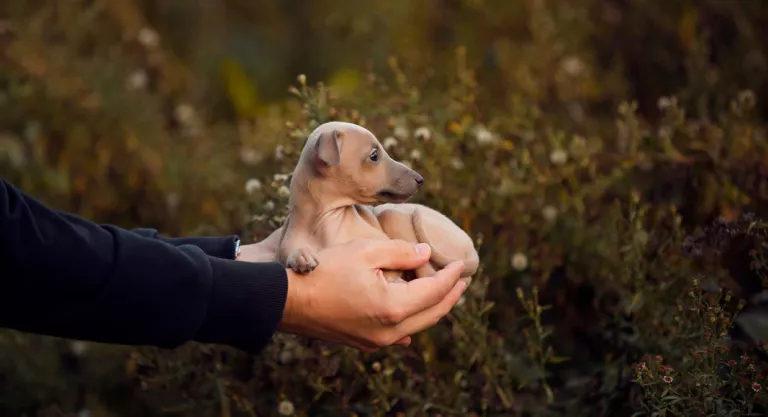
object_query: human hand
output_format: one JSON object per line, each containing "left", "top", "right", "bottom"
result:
{"left": 277, "top": 239, "right": 469, "bottom": 352}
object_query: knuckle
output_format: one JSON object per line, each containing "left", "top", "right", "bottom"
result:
{"left": 383, "top": 306, "right": 406, "bottom": 324}
{"left": 378, "top": 301, "right": 405, "bottom": 325}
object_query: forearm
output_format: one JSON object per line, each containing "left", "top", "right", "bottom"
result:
{"left": 0, "top": 179, "right": 288, "bottom": 353}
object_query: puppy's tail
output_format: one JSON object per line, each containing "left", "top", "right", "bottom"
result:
{"left": 412, "top": 206, "right": 479, "bottom": 277}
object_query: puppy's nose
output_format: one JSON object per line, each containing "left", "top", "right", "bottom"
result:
{"left": 414, "top": 174, "right": 424, "bottom": 187}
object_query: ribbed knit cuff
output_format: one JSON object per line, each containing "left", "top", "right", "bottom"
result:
{"left": 129, "top": 228, "right": 240, "bottom": 260}
{"left": 164, "top": 236, "right": 240, "bottom": 259}
{"left": 194, "top": 257, "right": 288, "bottom": 353}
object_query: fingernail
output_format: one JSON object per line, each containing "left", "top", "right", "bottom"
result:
{"left": 415, "top": 243, "right": 430, "bottom": 257}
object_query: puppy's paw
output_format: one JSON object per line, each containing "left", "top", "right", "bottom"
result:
{"left": 286, "top": 247, "right": 319, "bottom": 274}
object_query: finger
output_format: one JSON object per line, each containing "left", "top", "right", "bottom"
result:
{"left": 395, "top": 336, "right": 412, "bottom": 347}
{"left": 388, "top": 261, "right": 466, "bottom": 318}
{"left": 341, "top": 324, "right": 407, "bottom": 351}
{"left": 356, "top": 239, "right": 432, "bottom": 270}
{"left": 392, "top": 277, "right": 469, "bottom": 338}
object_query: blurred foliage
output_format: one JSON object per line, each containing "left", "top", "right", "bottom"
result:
{"left": 3, "top": 0, "right": 768, "bottom": 416}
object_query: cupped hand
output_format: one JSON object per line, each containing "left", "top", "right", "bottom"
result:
{"left": 276, "top": 239, "right": 469, "bottom": 352}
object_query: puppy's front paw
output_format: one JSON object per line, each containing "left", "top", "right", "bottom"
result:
{"left": 286, "top": 248, "right": 319, "bottom": 274}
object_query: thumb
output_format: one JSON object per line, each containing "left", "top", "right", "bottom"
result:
{"left": 359, "top": 239, "right": 431, "bottom": 270}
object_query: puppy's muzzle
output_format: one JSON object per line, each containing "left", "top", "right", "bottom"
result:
{"left": 414, "top": 173, "right": 424, "bottom": 187}
{"left": 376, "top": 167, "right": 424, "bottom": 203}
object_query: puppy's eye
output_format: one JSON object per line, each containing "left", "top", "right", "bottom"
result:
{"left": 369, "top": 149, "right": 379, "bottom": 162}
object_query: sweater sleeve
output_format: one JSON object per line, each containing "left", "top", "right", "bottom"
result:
{"left": 0, "top": 178, "right": 288, "bottom": 353}
{"left": 128, "top": 228, "right": 241, "bottom": 260}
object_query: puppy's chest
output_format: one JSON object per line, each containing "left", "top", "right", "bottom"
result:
{"left": 321, "top": 206, "right": 388, "bottom": 246}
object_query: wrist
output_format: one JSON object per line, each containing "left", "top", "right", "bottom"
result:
{"left": 276, "top": 269, "right": 308, "bottom": 335}
{"left": 236, "top": 242, "right": 279, "bottom": 263}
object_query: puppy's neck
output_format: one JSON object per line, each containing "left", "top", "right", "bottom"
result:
{"left": 287, "top": 167, "right": 354, "bottom": 225}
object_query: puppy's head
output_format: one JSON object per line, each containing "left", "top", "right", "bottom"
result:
{"left": 298, "top": 121, "right": 424, "bottom": 205}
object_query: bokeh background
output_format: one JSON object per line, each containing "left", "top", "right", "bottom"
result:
{"left": 2, "top": 0, "right": 768, "bottom": 416}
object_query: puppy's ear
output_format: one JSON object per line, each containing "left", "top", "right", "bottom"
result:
{"left": 314, "top": 128, "right": 342, "bottom": 168}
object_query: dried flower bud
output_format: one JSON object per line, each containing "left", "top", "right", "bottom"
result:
{"left": 245, "top": 178, "right": 262, "bottom": 194}
{"left": 541, "top": 205, "right": 558, "bottom": 221}
{"left": 657, "top": 96, "right": 673, "bottom": 110}
{"left": 126, "top": 70, "right": 148, "bottom": 91}
{"left": 414, "top": 127, "right": 431, "bottom": 140}
{"left": 549, "top": 149, "right": 568, "bottom": 166}
{"left": 137, "top": 27, "right": 160, "bottom": 48}
{"left": 738, "top": 90, "right": 756, "bottom": 109}
{"left": 394, "top": 125, "right": 409, "bottom": 139}
{"left": 382, "top": 137, "right": 398, "bottom": 150}
{"left": 511, "top": 253, "right": 528, "bottom": 271}
{"left": 278, "top": 400, "right": 295, "bottom": 416}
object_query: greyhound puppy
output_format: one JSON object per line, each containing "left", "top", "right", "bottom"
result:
{"left": 276, "top": 121, "right": 479, "bottom": 282}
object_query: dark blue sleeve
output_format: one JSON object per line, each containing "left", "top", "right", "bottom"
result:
{"left": 0, "top": 178, "right": 288, "bottom": 353}
{"left": 128, "top": 228, "right": 240, "bottom": 260}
